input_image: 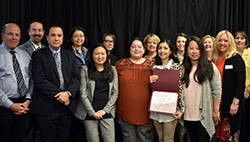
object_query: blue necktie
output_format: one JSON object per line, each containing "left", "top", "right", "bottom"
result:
{"left": 10, "top": 50, "right": 27, "bottom": 97}
{"left": 53, "top": 53, "right": 64, "bottom": 90}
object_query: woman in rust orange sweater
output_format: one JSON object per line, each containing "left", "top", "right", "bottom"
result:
{"left": 115, "top": 37, "right": 154, "bottom": 142}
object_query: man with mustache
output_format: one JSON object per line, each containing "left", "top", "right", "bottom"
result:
{"left": 20, "top": 21, "right": 45, "bottom": 56}
{"left": 19, "top": 21, "right": 45, "bottom": 142}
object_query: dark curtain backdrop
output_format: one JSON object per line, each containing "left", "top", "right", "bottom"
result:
{"left": 0, "top": 0, "right": 249, "bottom": 58}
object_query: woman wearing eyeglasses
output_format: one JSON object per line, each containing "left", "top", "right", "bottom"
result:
{"left": 102, "top": 33, "right": 120, "bottom": 65}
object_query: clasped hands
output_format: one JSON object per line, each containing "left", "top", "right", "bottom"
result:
{"left": 54, "top": 91, "right": 70, "bottom": 106}
{"left": 92, "top": 110, "right": 106, "bottom": 119}
{"left": 10, "top": 100, "right": 30, "bottom": 115}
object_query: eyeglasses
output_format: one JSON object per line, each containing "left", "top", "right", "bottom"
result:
{"left": 104, "top": 40, "right": 114, "bottom": 43}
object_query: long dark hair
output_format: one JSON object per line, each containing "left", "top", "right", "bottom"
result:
{"left": 87, "top": 43, "right": 114, "bottom": 82}
{"left": 155, "top": 39, "right": 179, "bottom": 65}
{"left": 174, "top": 33, "right": 189, "bottom": 55}
{"left": 181, "top": 36, "right": 214, "bottom": 88}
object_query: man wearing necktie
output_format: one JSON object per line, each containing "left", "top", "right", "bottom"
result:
{"left": 31, "top": 25, "right": 80, "bottom": 142}
{"left": 19, "top": 21, "right": 45, "bottom": 142}
{"left": 0, "top": 23, "right": 32, "bottom": 142}
{"left": 19, "top": 21, "right": 45, "bottom": 56}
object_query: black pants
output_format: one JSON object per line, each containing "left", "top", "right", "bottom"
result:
{"left": 0, "top": 97, "right": 29, "bottom": 142}
{"left": 239, "top": 98, "right": 250, "bottom": 142}
{"left": 35, "top": 113, "right": 72, "bottom": 142}
{"left": 25, "top": 113, "right": 41, "bottom": 142}
{"left": 184, "top": 120, "right": 210, "bottom": 142}
{"left": 69, "top": 115, "right": 87, "bottom": 142}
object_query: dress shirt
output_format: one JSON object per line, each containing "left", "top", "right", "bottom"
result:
{"left": 48, "top": 46, "right": 71, "bottom": 96}
{"left": 49, "top": 46, "right": 62, "bottom": 62}
{"left": 49, "top": 46, "right": 63, "bottom": 89}
{"left": 30, "top": 40, "right": 41, "bottom": 50}
{"left": 0, "top": 43, "right": 32, "bottom": 108}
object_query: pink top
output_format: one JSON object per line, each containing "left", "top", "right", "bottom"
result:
{"left": 183, "top": 65, "right": 202, "bottom": 121}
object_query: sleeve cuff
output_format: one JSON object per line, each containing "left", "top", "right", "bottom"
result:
{"left": 4, "top": 99, "right": 14, "bottom": 109}
{"left": 65, "top": 91, "right": 72, "bottom": 96}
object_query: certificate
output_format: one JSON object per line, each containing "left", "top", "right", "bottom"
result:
{"left": 150, "top": 69, "right": 180, "bottom": 113}
{"left": 149, "top": 91, "right": 178, "bottom": 114}
{"left": 151, "top": 69, "right": 180, "bottom": 93}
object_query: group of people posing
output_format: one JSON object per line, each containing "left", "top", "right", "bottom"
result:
{"left": 0, "top": 21, "right": 249, "bottom": 142}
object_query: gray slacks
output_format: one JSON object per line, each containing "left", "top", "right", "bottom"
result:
{"left": 117, "top": 118, "right": 153, "bottom": 142}
{"left": 83, "top": 118, "right": 115, "bottom": 142}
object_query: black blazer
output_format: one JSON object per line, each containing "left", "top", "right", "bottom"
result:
{"left": 221, "top": 53, "right": 246, "bottom": 134}
{"left": 31, "top": 47, "right": 80, "bottom": 115}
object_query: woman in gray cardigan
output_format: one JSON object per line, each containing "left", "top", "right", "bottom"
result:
{"left": 74, "top": 44, "right": 118, "bottom": 142}
{"left": 181, "top": 36, "right": 221, "bottom": 142}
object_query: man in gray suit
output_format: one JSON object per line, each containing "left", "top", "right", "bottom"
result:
{"left": 19, "top": 21, "right": 45, "bottom": 56}
{"left": 19, "top": 21, "right": 45, "bottom": 142}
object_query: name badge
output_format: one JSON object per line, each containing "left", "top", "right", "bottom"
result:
{"left": 225, "top": 65, "right": 233, "bottom": 69}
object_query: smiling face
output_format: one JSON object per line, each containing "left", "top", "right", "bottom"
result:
{"left": 217, "top": 33, "right": 230, "bottom": 55}
{"left": 187, "top": 40, "right": 201, "bottom": 63}
{"left": 28, "top": 22, "right": 44, "bottom": 45}
{"left": 130, "top": 40, "right": 145, "bottom": 60}
{"left": 1, "top": 23, "right": 21, "bottom": 49}
{"left": 93, "top": 46, "right": 107, "bottom": 66}
{"left": 157, "top": 42, "right": 172, "bottom": 61}
{"left": 103, "top": 35, "right": 114, "bottom": 52}
{"left": 46, "top": 27, "right": 63, "bottom": 51}
{"left": 203, "top": 37, "right": 214, "bottom": 59}
{"left": 146, "top": 37, "right": 157, "bottom": 53}
{"left": 176, "top": 36, "right": 187, "bottom": 53}
{"left": 235, "top": 33, "right": 246, "bottom": 51}
{"left": 72, "top": 30, "right": 85, "bottom": 47}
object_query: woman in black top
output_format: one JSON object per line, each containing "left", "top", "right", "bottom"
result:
{"left": 74, "top": 44, "right": 119, "bottom": 142}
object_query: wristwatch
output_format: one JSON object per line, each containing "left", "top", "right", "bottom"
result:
{"left": 232, "top": 100, "right": 239, "bottom": 105}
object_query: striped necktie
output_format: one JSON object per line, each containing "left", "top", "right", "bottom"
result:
{"left": 53, "top": 52, "right": 64, "bottom": 90}
{"left": 10, "top": 50, "right": 27, "bottom": 96}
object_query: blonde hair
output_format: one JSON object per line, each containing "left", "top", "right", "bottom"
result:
{"left": 202, "top": 35, "right": 215, "bottom": 43}
{"left": 213, "top": 30, "right": 238, "bottom": 60}
{"left": 143, "top": 33, "right": 160, "bottom": 46}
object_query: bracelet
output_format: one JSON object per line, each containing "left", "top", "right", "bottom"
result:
{"left": 214, "top": 110, "right": 219, "bottom": 113}
{"left": 232, "top": 100, "right": 239, "bottom": 105}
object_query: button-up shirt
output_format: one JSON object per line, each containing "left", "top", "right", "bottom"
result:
{"left": 30, "top": 40, "right": 41, "bottom": 50}
{"left": 49, "top": 46, "right": 61, "bottom": 62}
{"left": 0, "top": 43, "right": 32, "bottom": 108}
{"left": 48, "top": 46, "right": 71, "bottom": 96}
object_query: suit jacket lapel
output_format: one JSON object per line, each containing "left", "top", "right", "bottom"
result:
{"left": 45, "top": 48, "right": 59, "bottom": 79}
{"left": 108, "top": 82, "right": 112, "bottom": 99}
{"left": 90, "top": 80, "right": 95, "bottom": 98}
{"left": 41, "top": 44, "right": 46, "bottom": 48}
{"left": 60, "top": 49, "right": 67, "bottom": 82}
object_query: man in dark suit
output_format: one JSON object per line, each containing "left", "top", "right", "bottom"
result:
{"left": 31, "top": 25, "right": 80, "bottom": 142}
{"left": 19, "top": 21, "right": 45, "bottom": 56}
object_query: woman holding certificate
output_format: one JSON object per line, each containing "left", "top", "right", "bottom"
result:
{"left": 182, "top": 36, "right": 221, "bottom": 142}
{"left": 149, "top": 39, "right": 185, "bottom": 142}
